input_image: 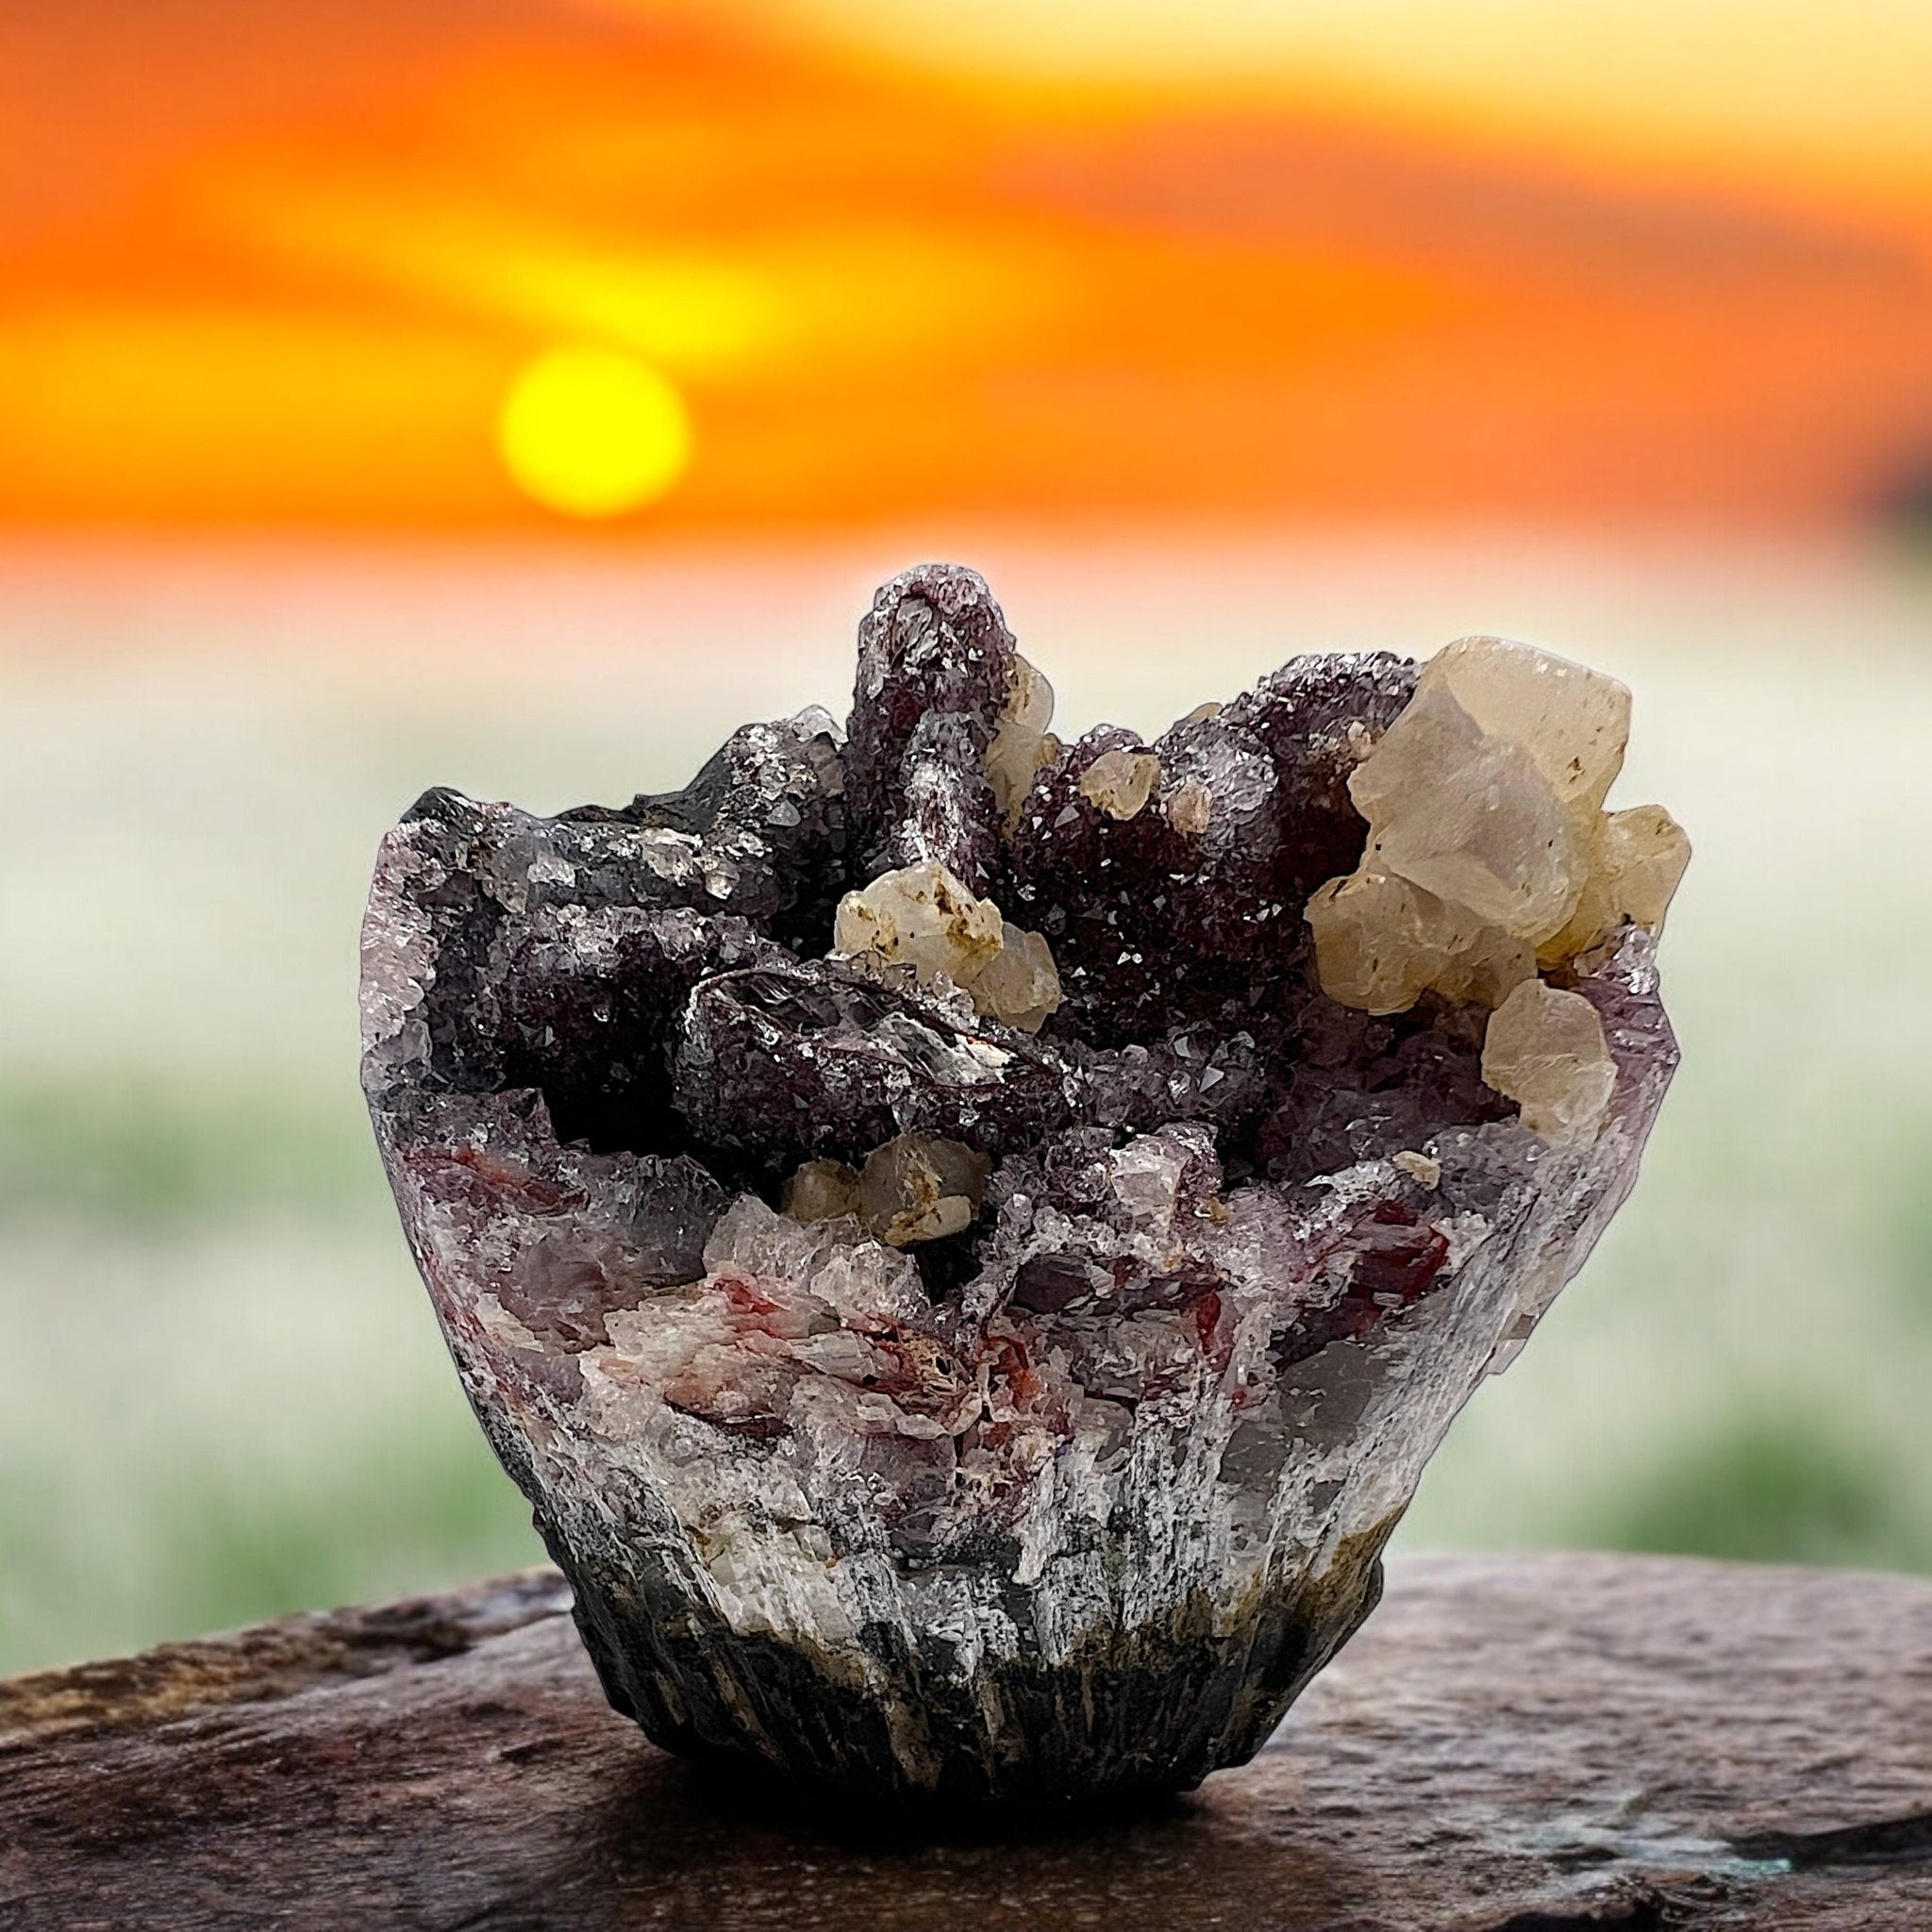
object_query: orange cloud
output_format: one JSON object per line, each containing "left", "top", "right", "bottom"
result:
{"left": 3, "top": 0, "right": 1930, "bottom": 528}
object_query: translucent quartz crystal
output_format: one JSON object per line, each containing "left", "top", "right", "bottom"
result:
{"left": 1480, "top": 980, "right": 1619, "bottom": 1144}
{"left": 362, "top": 564, "right": 1681, "bottom": 1805}
{"left": 832, "top": 858, "right": 1063, "bottom": 1032}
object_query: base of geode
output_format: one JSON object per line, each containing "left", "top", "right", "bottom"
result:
{"left": 545, "top": 1512, "right": 1397, "bottom": 1804}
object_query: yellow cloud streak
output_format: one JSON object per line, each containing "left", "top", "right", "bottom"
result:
{"left": 219, "top": 184, "right": 1085, "bottom": 380}
{"left": 237, "top": 194, "right": 783, "bottom": 375}
{"left": 604, "top": 0, "right": 1932, "bottom": 205}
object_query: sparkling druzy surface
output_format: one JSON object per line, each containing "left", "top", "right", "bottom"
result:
{"left": 361, "top": 564, "right": 1684, "bottom": 1803}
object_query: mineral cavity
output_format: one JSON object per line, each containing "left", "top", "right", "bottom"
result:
{"left": 362, "top": 562, "right": 1683, "bottom": 1805}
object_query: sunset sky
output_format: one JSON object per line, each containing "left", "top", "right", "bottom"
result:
{"left": 5, "top": 0, "right": 1931, "bottom": 529}
{"left": 8, "top": 2, "right": 1932, "bottom": 1676}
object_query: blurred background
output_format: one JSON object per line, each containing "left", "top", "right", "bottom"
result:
{"left": 5, "top": 0, "right": 1932, "bottom": 1676}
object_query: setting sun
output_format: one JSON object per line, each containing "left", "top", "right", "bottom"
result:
{"left": 495, "top": 345, "right": 693, "bottom": 519}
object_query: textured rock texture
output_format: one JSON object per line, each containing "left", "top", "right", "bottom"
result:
{"left": 360, "top": 564, "right": 1681, "bottom": 1801}
{"left": 8, "top": 1556, "right": 1930, "bottom": 1931}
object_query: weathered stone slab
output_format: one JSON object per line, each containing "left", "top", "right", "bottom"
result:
{"left": 5, "top": 1553, "right": 1929, "bottom": 1929}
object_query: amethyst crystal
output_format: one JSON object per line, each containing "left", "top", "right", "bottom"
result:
{"left": 361, "top": 564, "right": 1682, "bottom": 1803}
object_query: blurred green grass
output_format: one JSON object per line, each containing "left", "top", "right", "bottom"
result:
{"left": 3, "top": 529, "right": 1929, "bottom": 1675}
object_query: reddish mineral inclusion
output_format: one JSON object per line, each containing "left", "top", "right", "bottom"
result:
{"left": 361, "top": 564, "right": 1683, "bottom": 1803}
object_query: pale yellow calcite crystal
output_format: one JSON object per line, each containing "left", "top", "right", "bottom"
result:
{"left": 1078, "top": 748, "right": 1162, "bottom": 820}
{"left": 1307, "top": 633, "right": 1690, "bottom": 1143}
{"left": 856, "top": 1134, "right": 991, "bottom": 1245}
{"left": 1423, "top": 634, "right": 1630, "bottom": 810}
{"left": 1304, "top": 871, "right": 1533, "bottom": 1017}
{"left": 1479, "top": 980, "right": 1618, "bottom": 1144}
{"left": 1538, "top": 804, "right": 1692, "bottom": 966}
{"left": 958, "top": 924, "right": 1063, "bottom": 1033}
{"left": 1309, "top": 635, "right": 1688, "bottom": 1015}
{"left": 1348, "top": 675, "right": 1591, "bottom": 942}
{"left": 781, "top": 1158, "right": 863, "bottom": 1225}
{"left": 1164, "top": 778, "right": 1213, "bottom": 836}
{"left": 985, "top": 653, "right": 1061, "bottom": 828}
{"left": 833, "top": 859, "right": 1063, "bottom": 1032}
{"left": 1600, "top": 805, "right": 1690, "bottom": 929}
{"left": 1391, "top": 1150, "right": 1442, "bottom": 1189}
{"left": 781, "top": 1135, "right": 991, "bottom": 1246}
{"left": 835, "top": 858, "right": 1002, "bottom": 982}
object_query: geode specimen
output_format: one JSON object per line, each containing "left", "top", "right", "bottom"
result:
{"left": 361, "top": 565, "right": 1687, "bottom": 1803}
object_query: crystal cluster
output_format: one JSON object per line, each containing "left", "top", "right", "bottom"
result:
{"left": 362, "top": 565, "right": 1684, "bottom": 1803}
{"left": 1307, "top": 637, "right": 1689, "bottom": 1015}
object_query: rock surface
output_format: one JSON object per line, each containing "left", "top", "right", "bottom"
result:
{"left": 10, "top": 1555, "right": 1930, "bottom": 1931}
{"left": 360, "top": 563, "right": 1683, "bottom": 1801}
